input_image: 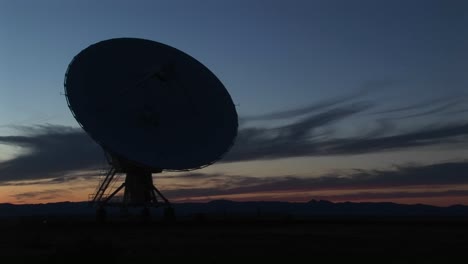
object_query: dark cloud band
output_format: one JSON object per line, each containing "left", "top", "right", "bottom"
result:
{"left": 0, "top": 97, "right": 467, "bottom": 183}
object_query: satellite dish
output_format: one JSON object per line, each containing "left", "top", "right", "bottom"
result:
{"left": 64, "top": 38, "right": 238, "bottom": 214}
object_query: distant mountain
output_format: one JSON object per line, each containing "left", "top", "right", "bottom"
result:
{"left": 0, "top": 201, "right": 93, "bottom": 218}
{"left": 1, "top": 200, "right": 468, "bottom": 219}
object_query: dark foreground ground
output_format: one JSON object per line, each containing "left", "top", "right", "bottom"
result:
{"left": 1, "top": 216, "right": 467, "bottom": 263}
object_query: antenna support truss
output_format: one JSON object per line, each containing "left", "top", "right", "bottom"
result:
{"left": 89, "top": 164, "right": 172, "bottom": 221}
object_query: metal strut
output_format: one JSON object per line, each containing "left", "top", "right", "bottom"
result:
{"left": 92, "top": 167, "right": 117, "bottom": 203}
{"left": 153, "top": 185, "right": 170, "bottom": 204}
{"left": 103, "top": 182, "right": 125, "bottom": 204}
{"left": 90, "top": 165, "right": 174, "bottom": 222}
{"left": 90, "top": 165, "right": 170, "bottom": 208}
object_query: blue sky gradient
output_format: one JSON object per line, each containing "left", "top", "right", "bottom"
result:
{"left": 0, "top": 0, "right": 467, "bottom": 204}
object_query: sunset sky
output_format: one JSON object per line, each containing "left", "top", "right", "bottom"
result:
{"left": 1, "top": 0, "right": 467, "bottom": 206}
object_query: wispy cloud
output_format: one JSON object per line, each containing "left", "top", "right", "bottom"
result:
{"left": 240, "top": 80, "right": 381, "bottom": 122}
{"left": 225, "top": 114, "right": 468, "bottom": 162}
{"left": 370, "top": 95, "right": 468, "bottom": 120}
{"left": 10, "top": 189, "right": 70, "bottom": 202}
{"left": 0, "top": 170, "right": 99, "bottom": 186}
{"left": 0, "top": 125, "right": 105, "bottom": 182}
{"left": 0, "top": 95, "right": 467, "bottom": 184}
{"left": 162, "top": 161, "right": 468, "bottom": 200}
{"left": 242, "top": 97, "right": 356, "bottom": 121}
{"left": 4, "top": 160, "right": 468, "bottom": 203}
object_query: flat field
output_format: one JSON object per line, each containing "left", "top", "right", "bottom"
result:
{"left": 0, "top": 217, "right": 467, "bottom": 263}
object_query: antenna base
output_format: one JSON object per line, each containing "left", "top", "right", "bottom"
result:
{"left": 90, "top": 166, "right": 170, "bottom": 209}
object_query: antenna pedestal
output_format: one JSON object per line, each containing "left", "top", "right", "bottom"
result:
{"left": 91, "top": 165, "right": 171, "bottom": 221}
{"left": 123, "top": 167, "right": 169, "bottom": 207}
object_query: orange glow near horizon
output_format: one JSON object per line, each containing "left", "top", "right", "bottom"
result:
{"left": 2, "top": 180, "right": 467, "bottom": 207}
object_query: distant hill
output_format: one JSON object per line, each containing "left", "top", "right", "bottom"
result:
{"left": 1, "top": 200, "right": 468, "bottom": 219}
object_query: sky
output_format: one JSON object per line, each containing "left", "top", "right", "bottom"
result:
{"left": 0, "top": 0, "right": 467, "bottom": 206}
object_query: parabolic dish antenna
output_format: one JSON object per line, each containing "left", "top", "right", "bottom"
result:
{"left": 65, "top": 38, "right": 237, "bottom": 171}
{"left": 64, "top": 38, "right": 237, "bottom": 215}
